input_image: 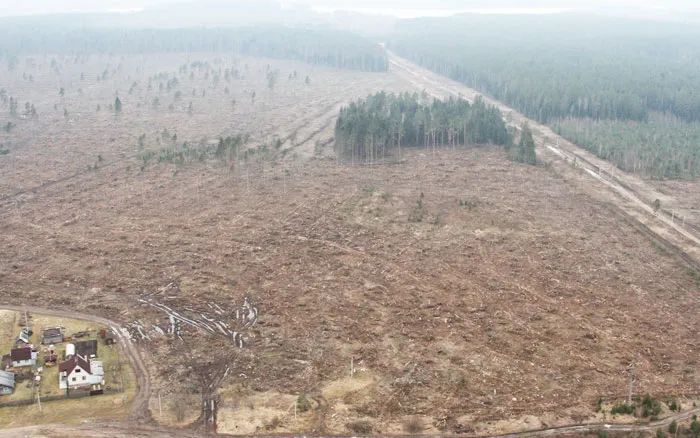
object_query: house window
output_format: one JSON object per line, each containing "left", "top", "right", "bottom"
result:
{"left": 72, "top": 377, "right": 76, "bottom": 382}
{"left": 83, "top": 376, "right": 86, "bottom": 381}
{"left": 75, "top": 369, "right": 81, "bottom": 373}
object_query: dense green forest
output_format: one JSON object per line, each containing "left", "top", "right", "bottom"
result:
{"left": 388, "top": 14, "right": 700, "bottom": 178}
{"left": 553, "top": 114, "right": 700, "bottom": 179}
{"left": 0, "top": 26, "right": 387, "bottom": 72}
{"left": 334, "top": 92, "right": 511, "bottom": 162}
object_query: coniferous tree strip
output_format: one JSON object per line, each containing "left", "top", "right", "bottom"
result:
{"left": 334, "top": 92, "right": 512, "bottom": 161}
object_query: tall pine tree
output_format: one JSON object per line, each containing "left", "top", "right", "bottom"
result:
{"left": 514, "top": 122, "right": 537, "bottom": 165}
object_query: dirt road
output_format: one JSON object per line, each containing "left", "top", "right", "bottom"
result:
{"left": 4, "top": 408, "right": 700, "bottom": 438}
{"left": 0, "top": 304, "right": 151, "bottom": 422}
{"left": 388, "top": 51, "right": 700, "bottom": 269}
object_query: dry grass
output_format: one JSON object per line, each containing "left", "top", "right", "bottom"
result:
{"left": 216, "top": 390, "right": 313, "bottom": 435}
{"left": 0, "top": 311, "right": 136, "bottom": 427}
{"left": 0, "top": 391, "right": 131, "bottom": 429}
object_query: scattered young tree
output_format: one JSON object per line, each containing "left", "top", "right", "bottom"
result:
{"left": 267, "top": 70, "right": 278, "bottom": 91}
{"left": 114, "top": 96, "right": 122, "bottom": 115}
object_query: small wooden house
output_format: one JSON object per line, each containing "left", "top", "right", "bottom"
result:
{"left": 10, "top": 347, "right": 36, "bottom": 368}
{"left": 42, "top": 327, "right": 64, "bottom": 345}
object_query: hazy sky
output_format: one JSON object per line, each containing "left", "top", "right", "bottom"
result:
{"left": 0, "top": 0, "right": 697, "bottom": 17}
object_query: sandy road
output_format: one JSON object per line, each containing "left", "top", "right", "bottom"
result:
{"left": 0, "top": 304, "right": 152, "bottom": 422}
{"left": 388, "top": 51, "right": 700, "bottom": 268}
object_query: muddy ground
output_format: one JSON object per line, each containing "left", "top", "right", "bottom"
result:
{"left": 1, "top": 53, "right": 699, "bottom": 436}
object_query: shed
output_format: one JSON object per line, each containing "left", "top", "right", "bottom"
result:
{"left": 0, "top": 370, "right": 15, "bottom": 395}
{"left": 42, "top": 327, "right": 64, "bottom": 345}
{"left": 75, "top": 340, "right": 98, "bottom": 358}
{"left": 15, "top": 328, "right": 31, "bottom": 344}
{"left": 99, "top": 329, "right": 117, "bottom": 345}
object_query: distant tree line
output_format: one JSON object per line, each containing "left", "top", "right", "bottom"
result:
{"left": 0, "top": 26, "right": 388, "bottom": 72}
{"left": 388, "top": 14, "right": 700, "bottom": 178}
{"left": 389, "top": 15, "right": 700, "bottom": 124}
{"left": 334, "top": 92, "right": 512, "bottom": 162}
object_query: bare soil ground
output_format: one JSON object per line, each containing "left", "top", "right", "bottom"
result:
{"left": 1, "top": 52, "right": 700, "bottom": 436}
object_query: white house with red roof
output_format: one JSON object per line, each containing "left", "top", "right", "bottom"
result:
{"left": 58, "top": 354, "right": 104, "bottom": 390}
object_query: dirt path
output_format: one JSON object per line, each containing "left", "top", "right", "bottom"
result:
{"left": 4, "top": 408, "right": 700, "bottom": 438}
{"left": 388, "top": 51, "right": 700, "bottom": 268}
{"left": 0, "top": 304, "right": 152, "bottom": 422}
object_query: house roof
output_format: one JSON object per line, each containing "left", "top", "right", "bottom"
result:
{"left": 0, "top": 370, "right": 14, "bottom": 388}
{"left": 10, "top": 347, "right": 32, "bottom": 361}
{"left": 58, "top": 354, "right": 91, "bottom": 375}
{"left": 16, "top": 330, "right": 30, "bottom": 343}
{"left": 42, "top": 327, "right": 63, "bottom": 337}
{"left": 75, "top": 340, "right": 98, "bottom": 357}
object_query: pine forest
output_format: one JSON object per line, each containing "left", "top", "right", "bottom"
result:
{"left": 334, "top": 92, "right": 512, "bottom": 163}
